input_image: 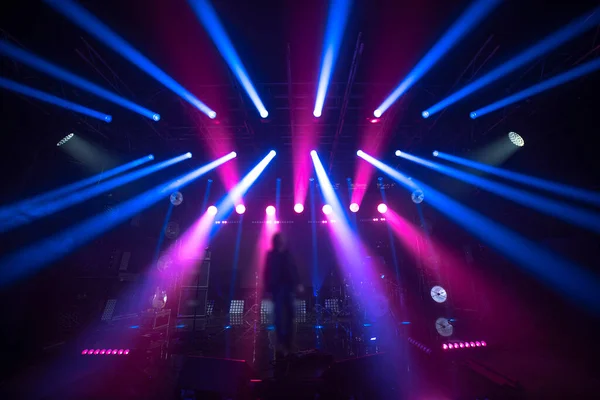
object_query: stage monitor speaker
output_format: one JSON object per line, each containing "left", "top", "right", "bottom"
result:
{"left": 177, "top": 356, "right": 254, "bottom": 397}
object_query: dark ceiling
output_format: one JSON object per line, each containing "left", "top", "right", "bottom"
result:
{"left": 1, "top": 0, "right": 599, "bottom": 203}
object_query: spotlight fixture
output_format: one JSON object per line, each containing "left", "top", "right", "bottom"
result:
{"left": 432, "top": 150, "right": 439, "bottom": 157}
{"left": 294, "top": 203, "right": 304, "bottom": 214}
{"left": 508, "top": 131, "right": 524, "bottom": 147}
{"left": 411, "top": 190, "right": 425, "bottom": 204}
{"left": 395, "top": 150, "right": 402, "bottom": 156}
{"left": 170, "top": 192, "right": 183, "bottom": 206}
{"left": 373, "top": 109, "right": 382, "bottom": 118}
{"left": 56, "top": 133, "right": 74, "bottom": 147}
{"left": 377, "top": 203, "right": 388, "bottom": 214}
{"left": 152, "top": 113, "right": 161, "bottom": 121}
{"left": 207, "top": 205, "right": 218, "bottom": 215}
{"left": 322, "top": 204, "right": 333, "bottom": 215}
{"left": 235, "top": 204, "right": 246, "bottom": 214}
{"left": 266, "top": 205, "right": 276, "bottom": 216}
{"left": 422, "top": 111, "right": 430, "bottom": 118}
{"left": 185, "top": 152, "right": 193, "bottom": 158}
{"left": 349, "top": 203, "right": 359, "bottom": 213}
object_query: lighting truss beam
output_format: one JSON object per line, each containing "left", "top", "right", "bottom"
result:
{"left": 313, "top": 0, "right": 351, "bottom": 117}
{"left": 374, "top": 0, "right": 500, "bottom": 117}
{"left": 470, "top": 57, "right": 600, "bottom": 118}
{"left": 422, "top": 6, "right": 600, "bottom": 117}
{"left": 46, "top": 0, "right": 216, "bottom": 118}
{"left": 356, "top": 150, "right": 600, "bottom": 313}
{"left": 0, "top": 153, "right": 191, "bottom": 233}
{"left": 0, "top": 76, "right": 111, "bottom": 122}
{"left": 0, "top": 152, "right": 236, "bottom": 287}
{"left": 435, "top": 151, "right": 600, "bottom": 207}
{"left": 188, "top": 0, "right": 268, "bottom": 118}
{"left": 0, "top": 40, "right": 160, "bottom": 121}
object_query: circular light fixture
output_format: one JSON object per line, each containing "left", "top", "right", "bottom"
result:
{"left": 322, "top": 204, "right": 333, "bottom": 215}
{"left": 152, "top": 113, "right": 161, "bottom": 121}
{"left": 421, "top": 110, "right": 430, "bottom": 118}
{"left": 170, "top": 191, "right": 183, "bottom": 206}
{"left": 395, "top": 150, "right": 401, "bottom": 157}
{"left": 260, "top": 110, "right": 269, "bottom": 118}
{"left": 432, "top": 151, "right": 439, "bottom": 157}
{"left": 235, "top": 204, "right": 246, "bottom": 214}
{"left": 207, "top": 205, "right": 218, "bottom": 216}
{"left": 411, "top": 190, "right": 425, "bottom": 204}
{"left": 294, "top": 203, "right": 304, "bottom": 214}
{"left": 430, "top": 285, "right": 447, "bottom": 303}
{"left": 377, "top": 203, "right": 387, "bottom": 214}
{"left": 266, "top": 205, "right": 276, "bottom": 216}
{"left": 470, "top": 111, "right": 477, "bottom": 119}
{"left": 508, "top": 131, "right": 524, "bottom": 147}
{"left": 349, "top": 203, "right": 359, "bottom": 213}
{"left": 373, "top": 109, "right": 382, "bottom": 118}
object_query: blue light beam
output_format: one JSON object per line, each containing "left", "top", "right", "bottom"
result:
{"left": 470, "top": 57, "right": 600, "bottom": 119}
{"left": 397, "top": 151, "right": 600, "bottom": 234}
{"left": 423, "top": 6, "right": 600, "bottom": 117}
{"left": 0, "top": 152, "right": 236, "bottom": 287}
{"left": 374, "top": 0, "right": 500, "bottom": 117}
{"left": 0, "top": 40, "right": 160, "bottom": 121}
{"left": 357, "top": 150, "right": 600, "bottom": 313}
{"left": 46, "top": 0, "right": 216, "bottom": 118}
{"left": 188, "top": 0, "right": 269, "bottom": 118}
{"left": 216, "top": 151, "right": 276, "bottom": 219}
{"left": 313, "top": 0, "right": 352, "bottom": 118}
{"left": 436, "top": 151, "right": 600, "bottom": 207}
{"left": 0, "top": 153, "right": 191, "bottom": 233}
{"left": 0, "top": 155, "right": 152, "bottom": 221}
{"left": 0, "top": 76, "right": 111, "bottom": 122}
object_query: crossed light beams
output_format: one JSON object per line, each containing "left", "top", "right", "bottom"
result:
{"left": 357, "top": 150, "right": 600, "bottom": 313}
{"left": 470, "top": 57, "right": 600, "bottom": 119}
{"left": 176, "top": 151, "right": 276, "bottom": 265}
{"left": 0, "top": 76, "right": 111, "bottom": 122}
{"left": 435, "top": 151, "right": 600, "bottom": 207}
{"left": 189, "top": 0, "right": 268, "bottom": 118}
{"left": 373, "top": 0, "right": 500, "bottom": 117}
{"left": 46, "top": 0, "right": 217, "bottom": 119}
{"left": 422, "top": 5, "right": 600, "bottom": 118}
{"left": 0, "top": 41, "right": 160, "bottom": 121}
{"left": 397, "top": 151, "right": 600, "bottom": 234}
{"left": 0, "top": 153, "right": 191, "bottom": 233}
{"left": 311, "top": 150, "right": 386, "bottom": 318}
{"left": 0, "top": 152, "right": 236, "bottom": 287}
{"left": 313, "top": 0, "right": 351, "bottom": 118}
{"left": 0, "top": 155, "right": 153, "bottom": 221}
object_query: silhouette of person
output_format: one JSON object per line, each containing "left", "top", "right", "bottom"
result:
{"left": 264, "top": 232, "right": 303, "bottom": 356}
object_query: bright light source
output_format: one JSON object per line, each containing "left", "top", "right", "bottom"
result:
{"left": 269, "top": 150, "right": 277, "bottom": 157}
{"left": 235, "top": 204, "right": 246, "bottom": 214}
{"left": 377, "top": 203, "right": 388, "bottom": 214}
{"left": 349, "top": 203, "right": 359, "bottom": 213}
{"left": 313, "top": 110, "right": 322, "bottom": 118}
{"left": 185, "top": 152, "right": 192, "bottom": 158}
{"left": 152, "top": 113, "right": 160, "bottom": 121}
{"left": 322, "top": 204, "right": 333, "bottom": 215}
{"left": 433, "top": 150, "right": 439, "bottom": 157}
{"left": 422, "top": 110, "right": 430, "bottom": 118}
{"left": 470, "top": 111, "right": 477, "bottom": 119}
{"left": 373, "top": 109, "right": 382, "bottom": 118}
{"left": 356, "top": 150, "right": 364, "bottom": 156}
{"left": 395, "top": 150, "right": 402, "bottom": 156}
{"left": 207, "top": 205, "right": 218, "bottom": 215}
{"left": 369, "top": 118, "right": 380, "bottom": 124}
{"left": 310, "top": 150, "right": 317, "bottom": 157}
{"left": 294, "top": 203, "right": 304, "bottom": 214}
{"left": 231, "top": 151, "right": 237, "bottom": 157}
{"left": 56, "top": 133, "right": 75, "bottom": 147}
{"left": 105, "top": 115, "right": 113, "bottom": 122}
{"left": 266, "top": 205, "right": 276, "bottom": 216}
{"left": 148, "top": 155, "right": 154, "bottom": 160}
{"left": 209, "top": 111, "right": 217, "bottom": 119}
{"left": 260, "top": 110, "right": 269, "bottom": 118}
{"left": 508, "top": 131, "right": 524, "bottom": 147}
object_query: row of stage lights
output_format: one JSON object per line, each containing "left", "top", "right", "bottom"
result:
{"left": 205, "top": 203, "right": 390, "bottom": 216}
